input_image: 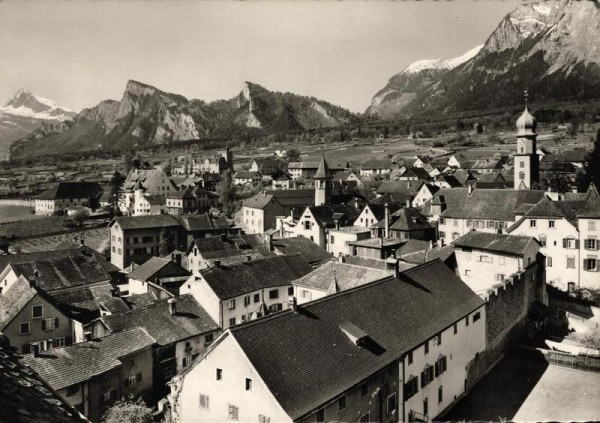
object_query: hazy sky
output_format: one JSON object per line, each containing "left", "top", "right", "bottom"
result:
{"left": 0, "top": 1, "right": 525, "bottom": 113}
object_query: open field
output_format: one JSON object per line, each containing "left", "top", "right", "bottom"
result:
{"left": 443, "top": 355, "right": 600, "bottom": 422}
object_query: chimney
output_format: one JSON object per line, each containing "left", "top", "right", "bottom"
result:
{"left": 168, "top": 298, "right": 177, "bottom": 315}
{"left": 384, "top": 203, "right": 390, "bottom": 238}
{"left": 467, "top": 183, "right": 473, "bottom": 194}
{"left": 32, "top": 343, "right": 40, "bottom": 357}
{"left": 406, "top": 199, "right": 410, "bottom": 208}
{"left": 214, "top": 259, "right": 221, "bottom": 268}
{"left": 429, "top": 240, "right": 433, "bottom": 250}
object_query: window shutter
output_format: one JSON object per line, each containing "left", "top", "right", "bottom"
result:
{"left": 562, "top": 239, "right": 567, "bottom": 248}
{"left": 420, "top": 371, "right": 425, "bottom": 388}
{"left": 584, "top": 259, "right": 589, "bottom": 270}
{"left": 41, "top": 320, "right": 46, "bottom": 330}
{"left": 55, "top": 318, "right": 59, "bottom": 328}
{"left": 576, "top": 240, "right": 580, "bottom": 249}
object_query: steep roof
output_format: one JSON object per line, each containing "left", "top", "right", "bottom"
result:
{"left": 399, "top": 245, "right": 456, "bottom": 265}
{"left": 200, "top": 255, "right": 313, "bottom": 300}
{"left": 0, "top": 276, "right": 37, "bottom": 329}
{"left": 167, "top": 187, "right": 195, "bottom": 199}
{"left": 95, "top": 295, "right": 219, "bottom": 345}
{"left": 229, "top": 260, "right": 484, "bottom": 420}
{"left": 292, "top": 261, "right": 388, "bottom": 291}
{"left": 244, "top": 189, "right": 315, "bottom": 210}
{"left": 313, "top": 155, "right": 333, "bottom": 179}
{"left": 387, "top": 207, "right": 433, "bottom": 232}
{"left": 272, "top": 237, "right": 332, "bottom": 264}
{"left": 35, "top": 182, "right": 102, "bottom": 201}
{"left": 307, "top": 204, "right": 360, "bottom": 228}
{"left": 128, "top": 256, "right": 190, "bottom": 282}
{"left": 430, "top": 188, "right": 546, "bottom": 221}
{"left": 1, "top": 335, "right": 87, "bottom": 423}
{"left": 376, "top": 180, "right": 421, "bottom": 195}
{"left": 0, "top": 249, "right": 112, "bottom": 292}
{"left": 453, "top": 231, "right": 537, "bottom": 256}
{"left": 22, "top": 328, "right": 156, "bottom": 390}
{"left": 113, "top": 214, "right": 180, "bottom": 230}
{"left": 175, "top": 214, "right": 230, "bottom": 232}
{"left": 577, "top": 183, "right": 600, "bottom": 218}
{"left": 363, "top": 203, "right": 402, "bottom": 222}
{"left": 401, "top": 167, "right": 430, "bottom": 180}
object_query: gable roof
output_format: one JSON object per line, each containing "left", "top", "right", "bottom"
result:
{"left": 387, "top": 207, "right": 433, "bottom": 232}
{"left": 453, "top": 231, "right": 537, "bottom": 256}
{"left": 272, "top": 237, "right": 332, "bottom": 264}
{"left": 429, "top": 188, "right": 546, "bottom": 221}
{"left": 313, "top": 155, "right": 333, "bottom": 179}
{"left": 22, "top": 328, "right": 156, "bottom": 391}
{"left": 399, "top": 245, "right": 456, "bottom": 265}
{"left": 95, "top": 295, "right": 219, "bottom": 345}
{"left": 228, "top": 260, "right": 484, "bottom": 420}
{"left": 113, "top": 214, "right": 180, "bottom": 230}
{"left": 363, "top": 203, "right": 402, "bottom": 222}
{"left": 292, "top": 261, "right": 388, "bottom": 291}
{"left": 0, "top": 276, "right": 37, "bottom": 329}
{"left": 376, "top": 180, "right": 421, "bottom": 196}
{"left": 0, "top": 335, "right": 87, "bottom": 423}
{"left": 0, "top": 249, "right": 112, "bottom": 292}
{"left": 401, "top": 167, "right": 430, "bottom": 180}
{"left": 307, "top": 204, "right": 360, "bottom": 228}
{"left": 35, "top": 182, "right": 102, "bottom": 201}
{"left": 200, "top": 255, "right": 313, "bottom": 300}
{"left": 577, "top": 183, "right": 600, "bottom": 218}
{"left": 128, "top": 256, "right": 190, "bottom": 282}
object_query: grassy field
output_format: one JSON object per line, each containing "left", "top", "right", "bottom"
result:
{"left": 0, "top": 204, "right": 41, "bottom": 224}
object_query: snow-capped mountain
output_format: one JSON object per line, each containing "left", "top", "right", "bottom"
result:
{"left": 366, "top": 45, "right": 482, "bottom": 118}
{"left": 367, "top": 0, "right": 600, "bottom": 118}
{"left": 0, "top": 89, "right": 76, "bottom": 160}
{"left": 1, "top": 89, "right": 76, "bottom": 121}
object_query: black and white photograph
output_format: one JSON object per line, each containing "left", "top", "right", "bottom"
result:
{"left": 1, "top": 0, "right": 599, "bottom": 422}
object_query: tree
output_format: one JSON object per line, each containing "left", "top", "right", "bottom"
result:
{"left": 102, "top": 398, "right": 152, "bottom": 423}
{"left": 216, "top": 169, "right": 238, "bottom": 217}
{"left": 109, "top": 171, "right": 126, "bottom": 215}
{"left": 577, "top": 129, "right": 600, "bottom": 191}
{"left": 286, "top": 148, "right": 300, "bottom": 162}
{"left": 158, "top": 227, "right": 171, "bottom": 256}
{"left": 72, "top": 209, "right": 89, "bottom": 228}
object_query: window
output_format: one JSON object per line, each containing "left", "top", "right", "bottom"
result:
{"left": 439, "top": 218, "right": 445, "bottom": 225}
{"left": 437, "top": 333, "right": 442, "bottom": 346}
{"left": 361, "top": 382, "right": 368, "bottom": 397}
{"left": 54, "top": 337, "right": 65, "bottom": 348}
{"left": 338, "top": 395, "right": 346, "bottom": 410}
{"left": 205, "top": 333, "right": 214, "bottom": 344}
{"left": 453, "top": 323, "right": 458, "bottom": 335}
{"left": 423, "top": 398, "right": 428, "bottom": 417}
{"left": 547, "top": 256, "right": 552, "bottom": 267}
{"left": 585, "top": 239, "right": 598, "bottom": 250}
{"left": 330, "top": 235, "right": 335, "bottom": 244}
{"left": 438, "top": 386, "right": 444, "bottom": 404}
{"left": 424, "top": 340, "right": 429, "bottom": 354}
{"left": 474, "top": 312, "right": 480, "bottom": 321}
{"left": 465, "top": 315, "right": 470, "bottom": 326}
{"left": 216, "top": 368, "right": 223, "bottom": 380}
{"left": 584, "top": 258, "right": 598, "bottom": 272}
{"left": 304, "top": 221, "right": 311, "bottom": 230}
{"left": 254, "top": 293, "right": 260, "bottom": 303}
{"left": 316, "top": 408, "right": 325, "bottom": 423}
{"left": 407, "top": 351, "right": 413, "bottom": 365}
{"left": 32, "top": 305, "right": 43, "bottom": 319}
{"left": 519, "top": 171, "right": 525, "bottom": 181}
{"left": 42, "top": 318, "right": 57, "bottom": 331}
{"left": 421, "top": 365, "right": 434, "bottom": 387}
{"left": 227, "top": 404, "right": 239, "bottom": 421}
{"left": 125, "top": 375, "right": 137, "bottom": 387}
{"left": 478, "top": 255, "right": 492, "bottom": 263}
{"left": 404, "top": 376, "right": 419, "bottom": 400}
{"left": 245, "top": 378, "right": 252, "bottom": 391}
{"left": 536, "top": 234, "right": 547, "bottom": 247}
{"left": 520, "top": 161, "right": 524, "bottom": 168}
{"left": 269, "top": 289, "right": 279, "bottom": 299}
{"left": 563, "top": 238, "right": 578, "bottom": 249}
{"left": 258, "top": 415, "right": 270, "bottom": 423}
{"left": 228, "top": 299, "right": 236, "bottom": 310}
{"left": 387, "top": 393, "right": 397, "bottom": 414}
{"left": 439, "top": 231, "right": 446, "bottom": 239}
{"left": 19, "top": 322, "right": 30, "bottom": 335}
{"left": 199, "top": 394, "right": 209, "bottom": 409}
{"left": 229, "top": 318, "right": 236, "bottom": 326}
{"left": 288, "top": 287, "right": 294, "bottom": 296}
{"left": 244, "top": 296, "right": 251, "bottom": 307}
{"left": 435, "top": 355, "right": 448, "bottom": 376}
{"left": 530, "top": 220, "right": 537, "bottom": 228}
{"left": 182, "top": 356, "right": 192, "bottom": 367}
{"left": 548, "top": 220, "right": 555, "bottom": 229}
{"left": 464, "top": 269, "right": 471, "bottom": 276}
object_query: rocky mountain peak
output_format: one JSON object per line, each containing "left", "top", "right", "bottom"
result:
{"left": 0, "top": 88, "right": 75, "bottom": 121}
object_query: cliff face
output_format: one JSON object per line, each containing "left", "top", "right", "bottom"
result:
{"left": 368, "top": 0, "right": 600, "bottom": 118}
{"left": 10, "top": 81, "right": 356, "bottom": 159}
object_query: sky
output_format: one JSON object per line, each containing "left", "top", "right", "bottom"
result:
{"left": 0, "top": 1, "right": 526, "bottom": 113}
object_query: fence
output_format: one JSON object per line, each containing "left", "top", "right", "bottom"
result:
{"left": 512, "top": 345, "right": 600, "bottom": 373}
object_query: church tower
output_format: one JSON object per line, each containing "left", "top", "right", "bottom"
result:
{"left": 514, "top": 92, "right": 539, "bottom": 190}
{"left": 313, "top": 153, "right": 333, "bottom": 206}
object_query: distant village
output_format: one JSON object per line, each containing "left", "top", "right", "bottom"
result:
{"left": 2, "top": 105, "right": 600, "bottom": 423}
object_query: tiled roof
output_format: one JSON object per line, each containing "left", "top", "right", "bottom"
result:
{"left": 200, "top": 255, "right": 313, "bottom": 300}
{"left": 175, "top": 214, "right": 230, "bottom": 232}
{"left": 395, "top": 239, "right": 432, "bottom": 256}
{"left": 523, "top": 196, "right": 566, "bottom": 219}
{"left": 0, "top": 276, "right": 36, "bottom": 329}
{"left": 386, "top": 207, "right": 433, "bottom": 232}
{"left": 229, "top": 260, "right": 484, "bottom": 420}
{"left": 1, "top": 335, "right": 87, "bottom": 423}
{"left": 401, "top": 167, "right": 430, "bottom": 180}
{"left": 35, "top": 182, "right": 103, "bottom": 201}
{"left": 272, "top": 237, "right": 332, "bottom": 264}
{"left": 128, "top": 256, "right": 190, "bottom": 282}
{"left": 143, "top": 194, "right": 165, "bottom": 205}
{"left": 363, "top": 203, "right": 402, "bottom": 221}
{"left": 453, "top": 232, "right": 537, "bottom": 256}
{"left": 96, "top": 295, "right": 219, "bottom": 345}
{"left": 541, "top": 150, "right": 590, "bottom": 163}
{"left": 0, "top": 249, "right": 112, "bottom": 292}
{"left": 292, "top": 261, "right": 388, "bottom": 291}
{"left": 167, "top": 187, "right": 195, "bottom": 199}
{"left": 22, "top": 328, "right": 155, "bottom": 390}
{"left": 577, "top": 183, "right": 600, "bottom": 218}
{"left": 307, "top": 204, "right": 360, "bottom": 228}
{"left": 114, "top": 214, "right": 180, "bottom": 230}
{"left": 375, "top": 180, "right": 421, "bottom": 195}
{"left": 399, "top": 245, "right": 455, "bottom": 265}
{"left": 429, "top": 188, "right": 546, "bottom": 221}
{"left": 349, "top": 237, "right": 404, "bottom": 248}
